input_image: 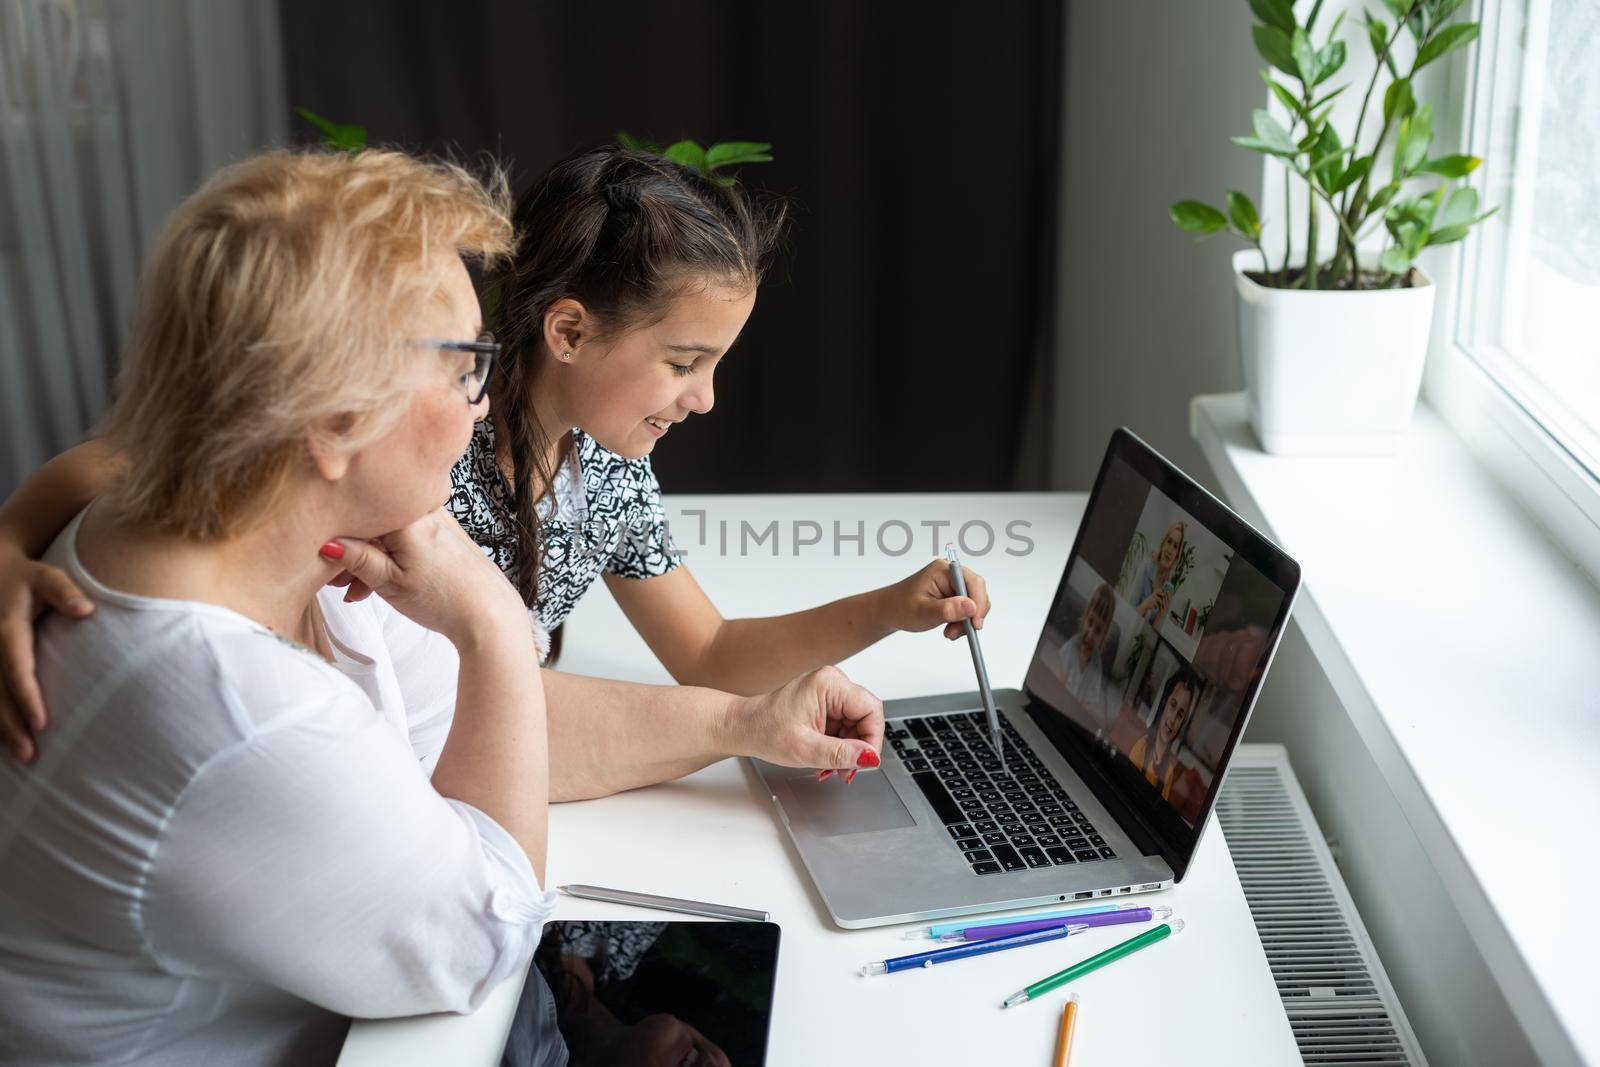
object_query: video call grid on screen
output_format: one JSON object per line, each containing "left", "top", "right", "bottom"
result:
{"left": 1024, "top": 431, "right": 1296, "bottom": 847}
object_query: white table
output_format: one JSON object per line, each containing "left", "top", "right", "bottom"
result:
{"left": 340, "top": 493, "right": 1300, "bottom": 1066}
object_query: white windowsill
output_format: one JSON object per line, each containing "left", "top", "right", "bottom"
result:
{"left": 1191, "top": 392, "right": 1597, "bottom": 1067}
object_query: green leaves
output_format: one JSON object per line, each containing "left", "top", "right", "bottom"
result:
{"left": 616, "top": 130, "right": 661, "bottom": 153}
{"left": 1380, "top": 246, "right": 1417, "bottom": 274}
{"left": 1253, "top": 25, "right": 1299, "bottom": 78}
{"left": 1249, "top": 0, "right": 1295, "bottom": 32}
{"left": 1415, "top": 21, "right": 1479, "bottom": 69}
{"left": 663, "top": 139, "right": 707, "bottom": 171}
{"left": 1435, "top": 186, "right": 1478, "bottom": 229}
{"left": 1415, "top": 153, "right": 1481, "bottom": 177}
{"left": 1383, "top": 77, "right": 1415, "bottom": 126}
{"left": 1368, "top": 181, "right": 1401, "bottom": 215}
{"left": 1291, "top": 27, "right": 1317, "bottom": 83}
{"left": 1365, "top": 13, "right": 1399, "bottom": 76}
{"left": 1169, "top": 192, "right": 1263, "bottom": 252}
{"left": 1226, "top": 190, "right": 1263, "bottom": 238}
{"left": 617, "top": 133, "right": 774, "bottom": 185}
{"left": 1233, "top": 108, "right": 1300, "bottom": 157}
{"left": 1381, "top": 191, "right": 1436, "bottom": 274}
{"left": 1393, "top": 102, "right": 1434, "bottom": 179}
{"left": 1263, "top": 72, "right": 1303, "bottom": 117}
{"left": 1170, "top": 201, "right": 1228, "bottom": 237}
{"left": 1290, "top": 25, "right": 1346, "bottom": 86}
{"left": 1180, "top": 0, "right": 1494, "bottom": 287}
{"left": 1309, "top": 82, "right": 1349, "bottom": 110}
{"left": 1309, "top": 124, "right": 1346, "bottom": 191}
{"left": 705, "top": 141, "right": 773, "bottom": 167}
{"left": 1256, "top": 108, "right": 1298, "bottom": 150}
{"left": 1312, "top": 40, "right": 1347, "bottom": 85}
{"left": 1432, "top": 185, "right": 1497, "bottom": 236}
{"left": 1330, "top": 154, "right": 1373, "bottom": 194}
{"left": 1379, "top": 183, "right": 1496, "bottom": 276}
{"left": 1366, "top": 12, "right": 1387, "bottom": 54}
{"left": 294, "top": 106, "right": 366, "bottom": 152}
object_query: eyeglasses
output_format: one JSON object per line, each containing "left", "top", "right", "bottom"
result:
{"left": 415, "top": 330, "right": 500, "bottom": 404}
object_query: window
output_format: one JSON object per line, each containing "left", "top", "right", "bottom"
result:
{"left": 1455, "top": 0, "right": 1600, "bottom": 479}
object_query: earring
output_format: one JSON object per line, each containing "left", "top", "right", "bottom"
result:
{"left": 561, "top": 350, "right": 573, "bottom": 361}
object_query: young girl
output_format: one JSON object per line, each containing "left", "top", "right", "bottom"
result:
{"left": 1128, "top": 665, "right": 1198, "bottom": 800}
{"left": 0, "top": 145, "right": 988, "bottom": 776}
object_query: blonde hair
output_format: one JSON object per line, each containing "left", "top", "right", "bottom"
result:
{"left": 100, "top": 148, "right": 514, "bottom": 540}
{"left": 1158, "top": 520, "right": 1187, "bottom": 573}
{"left": 1083, "top": 582, "right": 1116, "bottom": 629}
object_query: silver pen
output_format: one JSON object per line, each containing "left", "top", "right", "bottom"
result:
{"left": 558, "top": 884, "right": 769, "bottom": 923}
{"left": 945, "top": 544, "right": 1006, "bottom": 775}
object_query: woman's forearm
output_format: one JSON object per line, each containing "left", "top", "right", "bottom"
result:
{"left": 543, "top": 669, "right": 743, "bottom": 801}
{"left": 432, "top": 625, "right": 550, "bottom": 882}
{"left": 681, "top": 590, "right": 894, "bottom": 695}
{"left": 0, "top": 440, "right": 123, "bottom": 556}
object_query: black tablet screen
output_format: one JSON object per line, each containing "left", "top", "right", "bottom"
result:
{"left": 502, "top": 920, "right": 781, "bottom": 1067}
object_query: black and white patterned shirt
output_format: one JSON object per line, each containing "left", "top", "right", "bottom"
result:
{"left": 446, "top": 418, "right": 681, "bottom": 656}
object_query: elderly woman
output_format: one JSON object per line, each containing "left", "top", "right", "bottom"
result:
{"left": 0, "top": 150, "right": 553, "bottom": 1064}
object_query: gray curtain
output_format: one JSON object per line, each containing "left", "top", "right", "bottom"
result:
{"left": 0, "top": 0, "right": 288, "bottom": 495}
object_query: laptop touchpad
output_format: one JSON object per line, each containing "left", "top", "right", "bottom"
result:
{"left": 779, "top": 771, "right": 917, "bottom": 837}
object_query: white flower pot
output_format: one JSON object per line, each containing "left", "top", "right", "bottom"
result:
{"left": 1233, "top": 249, "right": 1435, "bottom": 455}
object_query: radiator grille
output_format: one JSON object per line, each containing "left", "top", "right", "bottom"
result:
{"left": 1216, "top": 748, "right": 1426, "bottom": 1066}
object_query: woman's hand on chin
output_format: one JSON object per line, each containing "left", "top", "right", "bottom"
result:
{"left": 321, "top": 508, "right": 527, "bottom": 649}
{"left": 724, "top": 665, "right": 885, "bottom": 783}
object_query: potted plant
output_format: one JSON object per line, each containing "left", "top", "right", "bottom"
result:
{"left": 1170, "top": 0, "right": 1494, "bottom": 455}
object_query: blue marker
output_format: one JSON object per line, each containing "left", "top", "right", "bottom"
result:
{"left": 861, "top": 924, "right": 1088, "bottom": 976}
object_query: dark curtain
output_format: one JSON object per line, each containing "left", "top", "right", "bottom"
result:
{"left": 280, "top": 1, "right": 1062, "bottom": 493}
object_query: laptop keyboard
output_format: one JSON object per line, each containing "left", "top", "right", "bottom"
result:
{"left": 886, "top": 711, "right": 1116, "bottom": 875}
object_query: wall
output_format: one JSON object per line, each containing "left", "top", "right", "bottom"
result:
{"left": 1049, "top": 3, "right": 1265, "bottom": 489}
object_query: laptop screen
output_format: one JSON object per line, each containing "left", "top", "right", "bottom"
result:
{"left": 1022, "top": 429, "right": 1299, "bottom": 880}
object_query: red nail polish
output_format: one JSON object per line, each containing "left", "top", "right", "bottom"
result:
{"left": 319, "top": 541, "right": 345, "bottom": 560}
{"left": 857, "top": 750, "right": 881, "bottom": 768}
{"left": 817, "top": 769, "right": 835, "bottom": 782}
{"left": 845, "top": 769, "right": 858, "bottom": 784}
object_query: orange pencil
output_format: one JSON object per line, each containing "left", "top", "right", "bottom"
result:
{"left": 1052, "top": 992, "right": 1080, "bottom": 1067}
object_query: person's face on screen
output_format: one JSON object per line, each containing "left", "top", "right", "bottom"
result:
{"left": 1157, "top": 524, "right": 1183, "bottom": 572}
{"left": 1157, "top": 682, "right": 1193, "bottom": 744}
{"left": 1081, "top": 601, "right": 1112, "bottom": 657}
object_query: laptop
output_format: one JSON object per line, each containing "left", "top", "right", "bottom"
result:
{"left": 752, "top": 429, "right": 1301, "bottom": 928}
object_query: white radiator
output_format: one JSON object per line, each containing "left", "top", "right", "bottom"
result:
{"left": 1216, "top": 744, "right": 1427, "bottom": 1066}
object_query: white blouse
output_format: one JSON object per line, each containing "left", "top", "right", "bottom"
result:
{"left": 0, "top": 508, "right": 555, "bottom": 1066}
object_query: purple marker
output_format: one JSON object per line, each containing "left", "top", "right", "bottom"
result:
{"left": 940, "top": 904, "right": 1171, "bottom": 943}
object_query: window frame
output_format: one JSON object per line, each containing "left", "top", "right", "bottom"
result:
{"left": 1422, "top": 0, "right": 1600, "bottom": 585}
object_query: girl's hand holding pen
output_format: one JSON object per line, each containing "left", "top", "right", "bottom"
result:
{"left": 880, "top": 557, "right": 992, "bottom": 641}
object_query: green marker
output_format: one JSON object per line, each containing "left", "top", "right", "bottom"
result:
{"left": 1000, "top": 920, "right": 1186, "bottom": 1008}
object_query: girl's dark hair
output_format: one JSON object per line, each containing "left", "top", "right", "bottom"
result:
{"left": 486, "top": 145, "right": 788, "bottom": 623}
